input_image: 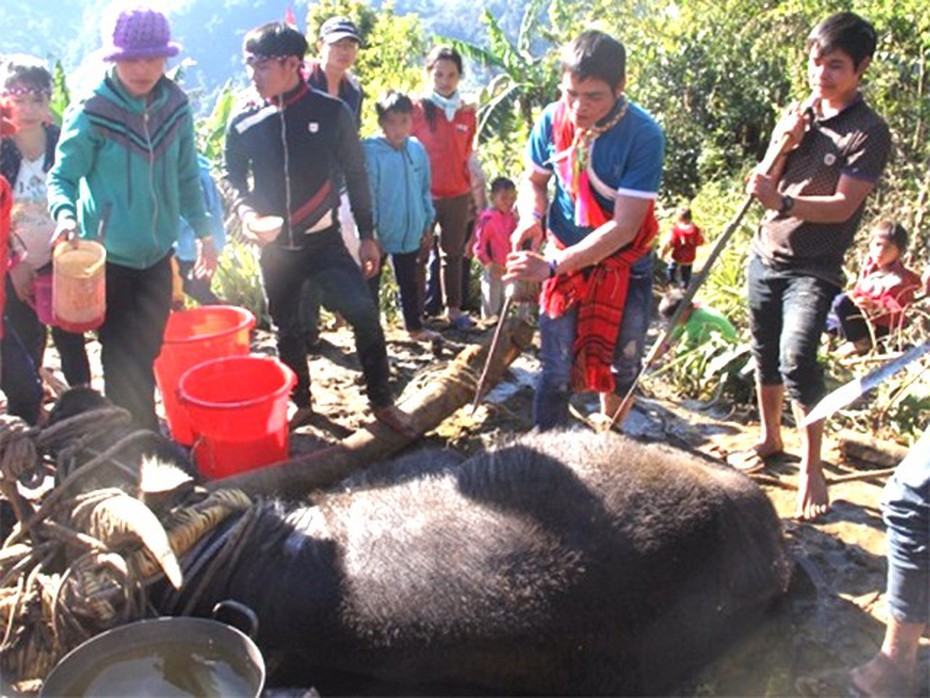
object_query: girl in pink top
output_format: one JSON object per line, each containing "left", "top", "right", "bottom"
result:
{"left": 472, "top": 177, "right": 517, "bottom": 318}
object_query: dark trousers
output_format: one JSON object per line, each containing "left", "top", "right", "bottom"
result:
{"left": 0, "top": 320, "right": 42, "bottom": 424}
{"left": 177, "top": 259, "right": 221, "bottom": 306}
{"left": 98, "top": 254, "right": 173, "bottom": 431}
{"left": 430, "top": 194, "right": 472, "bottom": 312}
{"left": 260, "top": 228, "right": 393, "bottom": 409}
{"left": 666, "top": 261, "right": 692, "bottom": 288}
{"left": 826, "top": 292, "right": 889, "bottom": 344}
{"left": 423, "top": 240, "right": 474, "bottom": 316}
{"left": 368, "top": 250, "right": 423, "bottom": 333}
{"left": 4, "top": 276, "right": 91, "bottom": 385}
{"left": 747, "top": 254, "right": 839, "bottom": 409}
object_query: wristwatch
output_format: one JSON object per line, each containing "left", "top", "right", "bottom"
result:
{"left": 779, "top": 194, "right": 795, "bottom": 214}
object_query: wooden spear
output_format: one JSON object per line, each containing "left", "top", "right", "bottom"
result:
{"left": 604, "top": 126, "right": 802, "bottom": 431}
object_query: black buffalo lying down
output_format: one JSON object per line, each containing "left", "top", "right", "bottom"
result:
{"left": 159, "top": 430, "right": 792, "bottom": 695}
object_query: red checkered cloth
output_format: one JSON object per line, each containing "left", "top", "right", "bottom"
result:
{"left": 541, "top": 99, "right": 657, "bottom": 392}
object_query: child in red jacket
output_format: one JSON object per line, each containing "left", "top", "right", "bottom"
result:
{"left": 660, "top": 206, "right": 704, "bottom": 288}
{"left": 827, "top": 220, "right": 921, "bottom": 356}
{"left": 472, "top": 176, "right": 517, "bottom": 319}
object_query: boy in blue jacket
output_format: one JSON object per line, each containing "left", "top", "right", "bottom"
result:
{"left": 47, "top": 5, "right": 217, "bottom": 430}
{"left": 362, "top": 91, "right": 437, "bottom": 342}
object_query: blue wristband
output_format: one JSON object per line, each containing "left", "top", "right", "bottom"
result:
{"left": 548, "top": 259, "right": 558, "bottom": 278}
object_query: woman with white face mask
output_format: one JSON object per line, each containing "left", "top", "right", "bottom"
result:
{"left": 411, "top": 45, "right": 477, "bottom": 331}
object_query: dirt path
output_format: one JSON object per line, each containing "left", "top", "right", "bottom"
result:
{"left": 38, "top": 318, "right": 929, "bottom": 696}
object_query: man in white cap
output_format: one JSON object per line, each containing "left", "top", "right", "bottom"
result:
{"left": 47, "top": 3, "right": 217, "bottom": 430}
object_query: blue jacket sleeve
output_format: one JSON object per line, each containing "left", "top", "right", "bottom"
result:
{"left": 201, "top": 165, "right": 227, "bottom": 251}
{"left": 418, "top": 145, "right": 435, "bottom": 227}
{"left": 176, "top": 109, "right": 211, "bottom": 239}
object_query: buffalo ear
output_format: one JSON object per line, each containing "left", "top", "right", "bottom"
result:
{"left": 139, "top": 457, "right": 195, "bottom": 514}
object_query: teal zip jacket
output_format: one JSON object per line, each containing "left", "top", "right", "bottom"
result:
{"left": 361, "top": 135, "right": 434, "bottom": 254}
{"left": 47, "top": 69, "right": 210, "bottom": 269}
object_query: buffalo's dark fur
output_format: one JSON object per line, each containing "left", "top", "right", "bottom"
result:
{"left": 165, "top": 430, "right": 791, "bottom": 695}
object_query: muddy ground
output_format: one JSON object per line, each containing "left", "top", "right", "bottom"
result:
{"left": 37, "top": 314, "right": 929, "bottom": 697}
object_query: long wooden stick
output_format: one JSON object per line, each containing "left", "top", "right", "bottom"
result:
{"left": 605, "top": 131, "right": 795, "bottom": 431}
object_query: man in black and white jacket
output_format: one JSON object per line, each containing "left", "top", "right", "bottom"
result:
{"left": 224, "top": 21, "right": 414, "bottom": 436}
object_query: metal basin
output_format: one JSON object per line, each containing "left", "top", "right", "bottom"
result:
{"left": 40, "top": 607, "right": 264, "bottom": 697}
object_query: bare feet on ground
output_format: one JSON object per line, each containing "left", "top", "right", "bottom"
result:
{"left": 373, "top": 405, "right": 418, "bottom": 439}
{"left": 849, "top": 653, "right": 918, "bottom": 697}
{"left": 796, "top": 465, "right": 830, "bottom": 521}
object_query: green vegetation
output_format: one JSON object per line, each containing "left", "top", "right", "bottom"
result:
{"left": 214, "top": 0, "right": 928, "bottom": 441}
{"left": 35, "top": 0, "right": 928, "bottom": 441}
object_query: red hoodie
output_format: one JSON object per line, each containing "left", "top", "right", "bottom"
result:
{"left": 411, "top": 100, "right": 476, "bottom": 199}
{"left": 666, "top": 222, "right": 704, "bottom": 264}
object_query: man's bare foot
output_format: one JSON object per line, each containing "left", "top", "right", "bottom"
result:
{"left": 726, "top": 439, "right": 784, "bottom": 472}
{"left": 372, "top": 405, "right": 418, "bottom": 439}
{"left": 848, "top": 653, "right": 918, "bottom": 697}
{"left": 796, "top": 465, "right": 830, "bottom": 521}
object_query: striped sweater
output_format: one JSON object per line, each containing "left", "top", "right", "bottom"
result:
{"left": 47, "top": 69, "right": 209, "bottom": 270}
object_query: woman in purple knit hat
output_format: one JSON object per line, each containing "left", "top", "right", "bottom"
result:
{"left": 46, "top": 4, "right": 218, "bottom": 430}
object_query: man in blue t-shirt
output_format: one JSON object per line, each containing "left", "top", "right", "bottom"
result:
{"left": 505, "top": 30, "right": 664, "bottom": 430}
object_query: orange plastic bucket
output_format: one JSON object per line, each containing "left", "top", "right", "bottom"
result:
{"left": 154, "top": 306, "right": 255, "bottom": 445}
{"left": 52, "top": 240, "right": 106, "bottom": 332}
{"left": 178, "top": 356, "right": 296, "bottom": 480}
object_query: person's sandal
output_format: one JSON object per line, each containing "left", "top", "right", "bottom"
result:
{"left": 725, "top": 448, "right": 785, "bottom": 474}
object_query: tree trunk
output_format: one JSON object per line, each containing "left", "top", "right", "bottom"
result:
{"left": 207, "top": 317, "right": 536, "bottom": 498}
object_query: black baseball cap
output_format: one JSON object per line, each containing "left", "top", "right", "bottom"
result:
{"left": 319, "top": 16, "right": 362, "bottom": 45}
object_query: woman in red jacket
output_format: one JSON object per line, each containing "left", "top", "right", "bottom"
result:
{"left": 412, "top": 46, "right": 477, "bottom": 330}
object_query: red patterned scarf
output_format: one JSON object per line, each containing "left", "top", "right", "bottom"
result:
{"left": 541, "top": 99, "right": 658, "bottom": 393}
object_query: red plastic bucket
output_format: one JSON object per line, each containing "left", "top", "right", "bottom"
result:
{"left": 178, "top": 356, "right": 296, "bottom": 480}
{"left": 154, "top": 306, "right": 255, "bottom": 445}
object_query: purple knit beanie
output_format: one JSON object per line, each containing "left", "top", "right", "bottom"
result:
{"left": 102, "top": 6, "right": 181, "bottom": 62}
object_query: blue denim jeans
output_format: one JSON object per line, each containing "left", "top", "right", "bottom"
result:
{"left": 747, "top": 254, "right": 840, "bottom": 409}
{"left": 882, "top": 426, "right": 930, "bottom": 625}
{"left": 534, "top": 252, "right": 654, "bottom": 429}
